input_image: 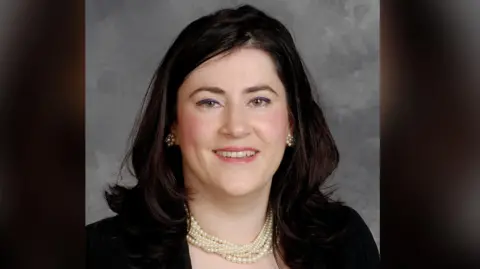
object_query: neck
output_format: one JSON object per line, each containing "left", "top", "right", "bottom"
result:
{"left": 186, "top": 187, "right": 271, "bottom": 245}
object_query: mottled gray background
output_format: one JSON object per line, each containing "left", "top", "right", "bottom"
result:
{"left": 86, "top": 0, "right": 379, "bottom": 247}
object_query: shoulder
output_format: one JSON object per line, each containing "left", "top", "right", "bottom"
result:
{"left": 87, "top": 214, "right": 121, "bottom": 233}
{"left": 86, "top": 215, "right": 130, "bottom": 269}
{"left": 317, "top": 204, "right": 380, "bottom": 268}
{"left": 326, "top": 205, "right": 375, "bottom": 238}
{"left": 86, "top": 215, "right": 124, "bottom": 248}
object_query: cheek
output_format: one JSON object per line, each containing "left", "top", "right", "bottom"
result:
{"left": 255, "top": 107, "right": 289, "bottom": 143}
{"left": 176, "top": 108, "right": 212, "bottom": 149}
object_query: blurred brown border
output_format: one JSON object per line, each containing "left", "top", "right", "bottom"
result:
{"left": 382, "top": 0, "right": 480, "bottom": 268}
{"left": 0, "top": 1, "right": 84, "bottom": 268}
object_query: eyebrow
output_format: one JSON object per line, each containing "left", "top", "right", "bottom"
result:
{"left": 188, "top": 85, "right": 279, "bottom": 98}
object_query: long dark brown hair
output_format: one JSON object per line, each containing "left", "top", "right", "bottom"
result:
{"left": 106, "top": 5, "right": 343, "bottom": 269}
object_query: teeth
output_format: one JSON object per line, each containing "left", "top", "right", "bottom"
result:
{"left": 215, "top": 150, "right": 257, "bottom": 158}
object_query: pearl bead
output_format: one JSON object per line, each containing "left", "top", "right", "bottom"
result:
{"left": 185, "top": 208, "right": 274, "bottom": 264}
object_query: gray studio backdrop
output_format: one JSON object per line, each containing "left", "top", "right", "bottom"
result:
{"left": 86, "top": 0, "right": 379, "bottom": 247}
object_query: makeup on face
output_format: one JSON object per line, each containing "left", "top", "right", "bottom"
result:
{"left": 189, "top": 85, "right": 278, "bottom": 111}
{"left": 175, "top": 48, "right": 290, "bottom": 197}
{"left": 212, "top": 146, "right": 260, "bottom": 163}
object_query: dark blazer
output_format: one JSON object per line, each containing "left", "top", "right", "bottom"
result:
{"left": 86, "top": 205, "right": 379, "bottom": 269}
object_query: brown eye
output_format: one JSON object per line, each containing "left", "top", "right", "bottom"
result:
{"left": 249, "top": 97, "right": 271, "bottom": 107}
{"left": 196, "top": 99, "right": 220, "bottom": 108}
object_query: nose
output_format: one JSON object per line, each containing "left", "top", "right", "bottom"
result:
{"left": 219, "top": 105, "right": 251, "bottom": 138}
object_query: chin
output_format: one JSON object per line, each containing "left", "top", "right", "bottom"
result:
{"left": 222, "top": 187, "right": 257, "bottom": 197}
{"left": 216, "top": 177, "right": 269, "bottom": 198}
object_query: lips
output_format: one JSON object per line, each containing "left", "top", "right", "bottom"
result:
{"left": 212, "top": 147, "right": 260, "bottom": 162}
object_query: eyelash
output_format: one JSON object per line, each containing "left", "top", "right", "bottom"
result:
{"left": 196, "top": 99, "right": 220, "bottom": 108}
{"left": 249, "top": 97, "right": 271, "bottom": 107}
{"left": 196, "top": 97, "right": 271, "bottom": 108}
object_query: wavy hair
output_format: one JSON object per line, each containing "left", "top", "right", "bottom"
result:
{"left": 106, "top": 5, "right": 342, "bottom": 269}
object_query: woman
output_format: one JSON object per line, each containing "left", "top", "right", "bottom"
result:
{"left": 87, "top": 5, "right": 379, "bottom": 269}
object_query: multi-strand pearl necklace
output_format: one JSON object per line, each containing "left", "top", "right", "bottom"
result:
{"left": 186, "top": 208, "right": 274, "bottom": 264}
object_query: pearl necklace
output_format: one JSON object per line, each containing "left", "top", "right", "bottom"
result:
{"left": 186, "top": 208, "right": 274, "bottom": 264}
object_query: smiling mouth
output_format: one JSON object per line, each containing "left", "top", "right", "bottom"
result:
{"left": 212, "top": 149, "right": 259, "bottom": 159}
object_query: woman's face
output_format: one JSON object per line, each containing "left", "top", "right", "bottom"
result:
{"left": 174, "top": 48, "right": 291, "bottom": 198}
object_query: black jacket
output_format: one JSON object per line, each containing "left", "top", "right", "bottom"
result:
{"left": 86, "top": 205, "right": 379, "bottom": 268}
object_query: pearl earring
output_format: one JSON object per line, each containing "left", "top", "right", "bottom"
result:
{"left": 165, "top": 133, "right": 176, "bottom": 147}
{"left": 286, "top": 133, "right": 295, "bottom": 147}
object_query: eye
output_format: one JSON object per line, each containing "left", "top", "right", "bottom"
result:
{"left": 249, "top": 97, "right": 271, "bottom": 107}
{"left": 196, "top": 99, "right": 221, "bottom": 108}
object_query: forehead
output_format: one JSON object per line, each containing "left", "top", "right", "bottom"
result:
{"left": 180, "top": 48, "right": 284, "bottom": 93}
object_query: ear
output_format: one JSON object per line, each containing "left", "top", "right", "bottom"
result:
{"left": 170, "top": 122, "right": 179, "bottom": 144}
{"left": 288, "top": 111, "right": 295, "bottom": 134}
{"left": 170, "top": 122, "right": 177, "bottom": 133}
